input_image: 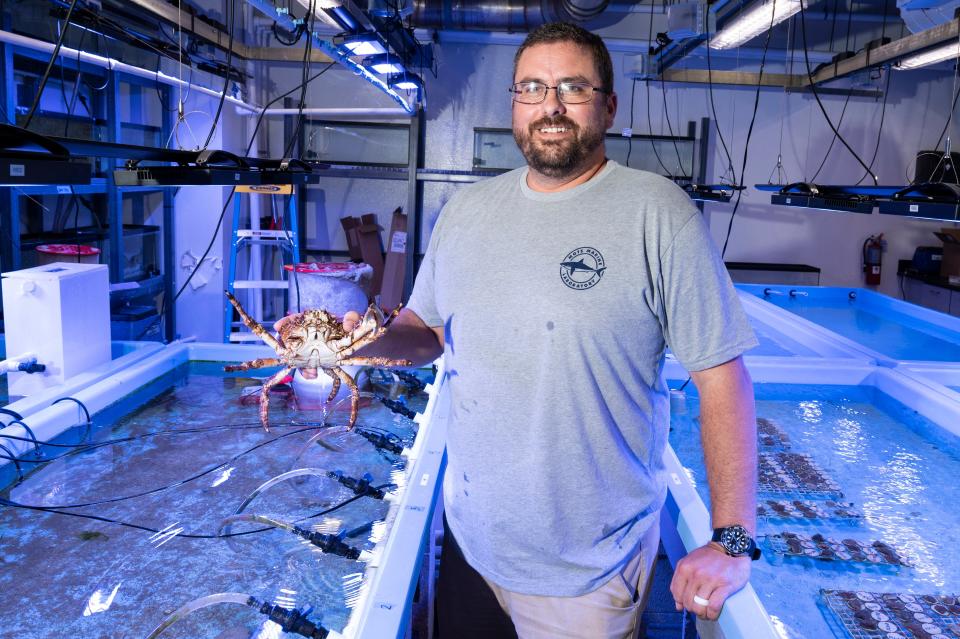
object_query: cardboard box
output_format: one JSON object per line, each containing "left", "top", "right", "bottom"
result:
{"left": 379, "top": 207, "right": 407, "bottom": 313}
{"left": 935, "top": 228, "right": 960, "bottom": 278}
{"left": 355, "top": 213, "right": 385, "bottom": 296}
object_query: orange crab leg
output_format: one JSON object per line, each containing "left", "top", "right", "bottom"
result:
{"left": 339, "top": 357, "right": 412, "bottom": 368}
{"left": 331, "top": 366, "right": 362, "bottom": 430}
{"left": 225, "top": 358, "right": 282, "bottom": 372}
{"left": 259, "top": 366, "right": 293, "bottom": 431}
{"left": 225, "top": 291, "right": 282, "bottom": 352}
{"left": 323, "top": 368, "right": 341, "bottom": 404}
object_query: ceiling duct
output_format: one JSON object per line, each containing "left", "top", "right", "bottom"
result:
{"left": 410, "top": 0, "right": 608, "bottom": 31}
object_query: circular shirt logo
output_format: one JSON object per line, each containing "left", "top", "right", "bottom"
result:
{"left": 560, "top": 247, "right": 606, "bottom": 290}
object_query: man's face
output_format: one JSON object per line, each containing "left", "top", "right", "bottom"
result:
{"left": 512, "top": 41, "right": 616, "bottom": 178}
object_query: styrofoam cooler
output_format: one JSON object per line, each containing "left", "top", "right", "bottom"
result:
{"left": 1, "top": 262, "right": 110, "bottom": 396}
{"left": 285, "top": 262, "right": 372, "bottom": 316}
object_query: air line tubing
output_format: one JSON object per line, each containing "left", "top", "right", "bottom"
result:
{"left": 143, "top": 592, "right": 254, "bottom": 639}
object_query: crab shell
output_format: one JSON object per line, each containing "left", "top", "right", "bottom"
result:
{"left": 277, "top": 304, "right": 386, "bottom": 370}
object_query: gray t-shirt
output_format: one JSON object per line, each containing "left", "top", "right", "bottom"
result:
{"left": 408, "top": 160, "right": 757, "bottom": 597}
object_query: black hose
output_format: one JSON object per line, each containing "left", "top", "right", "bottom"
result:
{"left": 23, "top": 0, "right": 80, "bottom": 129}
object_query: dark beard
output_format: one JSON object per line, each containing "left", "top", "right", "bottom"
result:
{"left": 514, "top": 116, "right": 605, "bottom": 178}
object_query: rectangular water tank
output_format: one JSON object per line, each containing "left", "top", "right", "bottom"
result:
{"left": 1, "top": 262, "right": 110, "bottom": 397}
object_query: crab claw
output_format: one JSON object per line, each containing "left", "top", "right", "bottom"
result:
{"left": 354, "top": 304, "right": 385, "bottom": 338}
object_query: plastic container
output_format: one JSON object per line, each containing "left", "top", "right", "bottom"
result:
{"left": 1, "top": 262, "right": 110, "bottom": 396}
{"left": 36, "top": 244, "right": 100, "bottom": 266}
{"left": 284, "top": 262, "right": 373, "bottom": 317}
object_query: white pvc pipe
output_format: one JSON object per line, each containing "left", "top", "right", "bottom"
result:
{"left": 255, "top": 107, "right": 411, "bottom": 117}
{"left": 0, "top": 353, "right": 36, "bottom": 374}
{"left": 0, "top": 29, "right": 413, "bottom": 120}
{"left": 0, "top": 29, "right": 260, "bottom": 113}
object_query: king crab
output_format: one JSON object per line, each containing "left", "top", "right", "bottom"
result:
{"left": 224, "top": 291, "right": 411, "bottom": 431}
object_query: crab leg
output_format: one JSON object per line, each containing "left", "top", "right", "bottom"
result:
{"left": 225, "top": 292, "right": 282, "bottom": 352}
{"left": 331, "top": 366, "right": 362, "bottom": 430}
{"left": 322, "top": 368, "right": 341, "bottom": 404}
{"left": 338, "top": 304, "right": 405, "bottom": 358}
{"left": 339, "top": 357, "right": 413, "bottom": 368}
{"left": 259, "top": 366, "right": 293, "bottom": 431}
{"left": 224, "top": 358, "right": 282, "bottom": 372}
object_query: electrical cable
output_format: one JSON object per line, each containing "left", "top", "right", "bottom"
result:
{"left": 659, "top": 66, "right": 687, "bottom": 177}
{"left": 644, "top": 82, "right": 671, "bottom": 176}
{"left": 720, "top": 0, "right": 778, "bottom": 259}
{"left": 147, "top": 63, "right": 337, "bottom": 339}
{"left": 0, "top": 482, "right": 391, "bottom": 540}
{"left": 273, "top": 19, "right": 305, "bottom": 46}
{"left": 855, "top": 69, "right": 892, "bottom": 186}
{"left": 921, "top": 29, "right": 960, "bottom": 184}
{"left": 5, "top": 425, "right": 322, "bottom": 508}
{"left": 0, "top": 420, "right": 291, "bottom": 467}
{"left": 643, "top": 3, "right": 671, "bottom": 177}
{"left": 798, "top": 1, "right": 878, "bottom": 185}
{"left": 23, "top": 0, "right": 80, "bottom": 129}
{"left": 809, "top": 91, "right": 852, "bottom": 183}
{"left": 931, "top": 68, "right": 960, "bottom": 161}
{"left": 282, "top": 0, "right": 317, "bottom": 160}
{"left": 626, "top": 79, "right": 637, "bottom": 168}
{"left": 704, "top": 18, "right": 735, "bottom": 186}
{"left": 58, "top": 21, "right": 87, "bottom": 137}
{"left": 200, "top": 0, "right": 237, "bottom": 151}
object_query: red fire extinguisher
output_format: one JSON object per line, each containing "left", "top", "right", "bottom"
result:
{"left": 863, "top": 234, "right": 884, "bottom": 286}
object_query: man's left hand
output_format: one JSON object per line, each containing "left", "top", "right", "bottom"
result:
{"left": 669, "top": 543, "right": 751, "bottom": 621}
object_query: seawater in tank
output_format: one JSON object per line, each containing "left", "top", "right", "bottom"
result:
{"left": 737, "top": 284, "right": 960, "bottom": 363}
{"left": 0, "top": 354, "right": 434, "bottom": 638}
{"left": 668, "top": 364, "right": 960, "bottom": 639}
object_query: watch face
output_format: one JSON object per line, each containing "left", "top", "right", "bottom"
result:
{"left": 720, "top": 526, "right": 751, "bottom": 555}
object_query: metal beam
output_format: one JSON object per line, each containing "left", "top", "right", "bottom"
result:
{"left": 662, "top": 68, "right": 797, "bottom": 88}
{"left": 246, "top": 47, "right": 334, "bottom": 63}
{"left": 805, "top": 17, "right": 960, "bottom": 85}
{"left": 660, "top": 69, "right": 883, "bottom": 97}
{"left": 126, "top": 0, "right": 254, "bottom": 59}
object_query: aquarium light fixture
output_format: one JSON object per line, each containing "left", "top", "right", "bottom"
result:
{"left": 710, "top": 0, "right": 805, "bottom": 50}
{"left": 896, "top": 41, "right": 960, "bottom": 71}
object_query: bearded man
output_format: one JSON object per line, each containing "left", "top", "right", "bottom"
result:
{"left": 351, "top": 21, "right": 760, "bottom": 639}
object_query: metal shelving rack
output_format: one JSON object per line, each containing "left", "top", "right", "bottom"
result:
{"left": 0, "top": 13, "right": 176, "bottom": 341}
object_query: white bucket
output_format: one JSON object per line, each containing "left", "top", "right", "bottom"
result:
{"left": 291, "top": 365, "right": 366, "bottom": 409}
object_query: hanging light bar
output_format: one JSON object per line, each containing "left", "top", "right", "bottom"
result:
{"left": 896, "top": 41, "right": 960, "bottom": 70}
{"left": 709, "top": 0, "right": 805, "bottom": 50}
{"left": 333, "top": 32, "right": 387, "bottom": 55}
{"left": 366, "top": 54, "right": 404, "bottom": 74}
{"left": 388, "top": 74, "right": 422, "bottom": 92}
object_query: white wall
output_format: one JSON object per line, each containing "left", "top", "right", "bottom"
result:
{"left": 171, "top": 27, "right": 960, "bottom": 346}
{"left": 263, "top": 39, "right": 960, "bottom": 300}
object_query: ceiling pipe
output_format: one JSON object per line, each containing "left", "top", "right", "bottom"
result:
{"left": 256, "top": 107, "right": 410, "bottom": 117}
{"left": 410, "top": 0, "right": 608, "bottom": 31}
{"left": 0, "top": 29, "right": 259, "bottom": 113}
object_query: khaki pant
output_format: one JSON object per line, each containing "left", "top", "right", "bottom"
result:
{"left": 482, "top": 518, "right": 660, "bottom": 639}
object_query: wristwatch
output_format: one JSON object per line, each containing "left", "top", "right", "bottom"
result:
{"left": 712, "top": 525, "right": 761, "bottom": 560}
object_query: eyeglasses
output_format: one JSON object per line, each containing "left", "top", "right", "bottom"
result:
{"left": 508, "top": 81, "right": 607, "bottom": 105}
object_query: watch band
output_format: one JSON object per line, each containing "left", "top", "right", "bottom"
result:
{"left": 711, "top": 526, "right": 762, "bottom": 560}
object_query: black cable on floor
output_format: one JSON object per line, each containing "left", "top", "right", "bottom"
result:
{"left": 0, "top": 483, "right": 392, "bottom": 540}
{"left": 7, "top": 425, "right": 324, "bottom": 509}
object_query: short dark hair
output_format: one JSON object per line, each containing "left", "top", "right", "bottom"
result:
{"left": 513, "top": 22, "right": 614, "bottom": 94}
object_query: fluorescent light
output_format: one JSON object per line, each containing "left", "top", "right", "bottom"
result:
{"left": 334, "top": 33, "right": 387, "bottom": 56}
{"left": 896, "top": 41, "right": 960, "bottom": 70}
{"left": 709, "top": 0, "right": 804, "bottom": 50}
{"left": 366, "top": 54, "right": 405, "bottom": 74}
{"left": 388, "top": 74, "right": 422, "bottom": 91}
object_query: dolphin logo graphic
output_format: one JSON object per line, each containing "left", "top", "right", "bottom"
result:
{"left": 560, "top": 259, "right": 607, "bottom": 278}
